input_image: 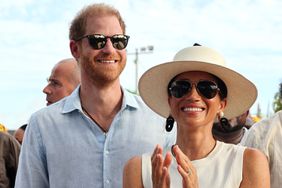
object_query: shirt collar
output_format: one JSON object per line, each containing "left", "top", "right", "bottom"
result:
{"left": 121, "top": 87, "right": 139, "bottom": 110}
{"left": 61, "top": 86, "right": 139, "bottom": 114}
{"left": 61, "top": 86, "right": 82, "bottom": 114}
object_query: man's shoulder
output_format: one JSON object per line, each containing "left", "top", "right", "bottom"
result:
{"left": 123, "top": 90, "right": 165, "bottom": 121}
{"left": 241, "top": 111, "right": 282, "bottom": 147}
{"left": 0, "top": 131, "right": 20, "bottom": 148}
{"left": 36, "top": 102, "right": 61, "bottom": 114}
{"left": 123, "top": 90, "right": 150, "bottom": 109}
{"left": 0, "top": 131, "right": 14, "bottom": 140}
{"left": 30, "top": 98, "right": 70, "bottom": 120}
{"left": 251, "top": 111, "right": 282, "bottom": 132}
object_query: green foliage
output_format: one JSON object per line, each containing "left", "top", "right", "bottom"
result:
{"left": 273, "top": 82, "right": 282, "bottom": 112}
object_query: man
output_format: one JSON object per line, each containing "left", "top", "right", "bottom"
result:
{"left": 241, "top": 110, "right": 282, "bottom": 187}
{"left": 15, "top": 3, "right": 175, "bottom": 188}
{"left": 212, "top": 110, "right": 254, "bottom": 144}
{"left": 13, "top": 59, "right": 79, "bottom": 146}
{"left": 43, "top": 58, "right": 81, "bottom": 105}
{"left": 0, "top": 131, "right": 20, "bottom": 188}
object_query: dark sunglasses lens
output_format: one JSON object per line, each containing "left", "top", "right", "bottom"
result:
{"left": 88, "top": 35, "right": 106, "bottom": 49}
{"left": 197, "top": 81, "right": 218, "bottom": 99}
{"left": 111, "top": 35, "right": 129, "bottom": 50}
{"left": 170, "top": 81, "right": 191, "bottom": 98}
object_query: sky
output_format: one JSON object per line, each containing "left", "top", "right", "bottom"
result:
{"left": 0, "top": 0, "right": 281, "bottom": 130}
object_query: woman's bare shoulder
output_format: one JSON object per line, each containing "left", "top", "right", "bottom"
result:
{"left": 240, "top": 148, "right": 270, "bottom": 188}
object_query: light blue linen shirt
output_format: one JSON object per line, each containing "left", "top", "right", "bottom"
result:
{"left": 15, "top": 87, "right": 176, "bottom": 188}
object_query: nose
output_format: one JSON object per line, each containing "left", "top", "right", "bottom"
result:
{"left": 101, "top": 38, "right": 115, "bottom": 53}
{"left": 184, "top": 84, "right": 200, "bottom": 99}
{"left": 43, "top": 85, "right": 51, "bottom": 94}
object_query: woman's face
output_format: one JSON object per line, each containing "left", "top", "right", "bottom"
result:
{"left": 168, "top": 71, "right": 226, "bottom": 129}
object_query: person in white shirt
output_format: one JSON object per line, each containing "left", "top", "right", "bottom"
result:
{"left": 241, "top": 110, "right": 282, "bottom": 188}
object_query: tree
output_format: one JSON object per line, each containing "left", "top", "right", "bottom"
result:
{"left": 273, "top": 82, "right": 282, "bottom": 112}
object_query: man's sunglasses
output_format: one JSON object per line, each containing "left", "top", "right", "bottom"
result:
{"left": 168, "top": 80, "right": 220, "bottom": 99}
{"left": 75, "top": 34, "right": 130, "bottom": 50}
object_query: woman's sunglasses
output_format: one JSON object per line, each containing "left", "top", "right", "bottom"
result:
{"left": 75, "top": 34, "right": 130, "bottom": 50}
{"left": 168, "top": 80, "right": 220, "bottom": 99}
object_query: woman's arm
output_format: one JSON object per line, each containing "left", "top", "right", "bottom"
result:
{"left": 240, "top": 148, "right": 270, "bottom": 188}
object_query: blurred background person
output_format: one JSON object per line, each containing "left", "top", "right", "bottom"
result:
{"left": 241, "top": 110, "right": 282, "bottom": 188}
{"left": 0, "top": 131, "right": 20, "bottom": 188}
{"left": 15, "top": 58, "right": 81, "bottom": 144}
{"left": 13, "top": 124, "right": 27, "bottom": 145}
{"left": 213, "top": 110, "right": 255, "bottom": 144}
{"left": 14, "top": 58, "right": 80, "bottom": 144}
{"left": 43, "top": 58, "right": 80, "bottom": 106}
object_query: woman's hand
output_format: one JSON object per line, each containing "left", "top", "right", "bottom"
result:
{"left": 172, "top": 145, "right": 199, "bottom": 188}
{"left": 151, "top": 145, "right": 172, "bottom": 188}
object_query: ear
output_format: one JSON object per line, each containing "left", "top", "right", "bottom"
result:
{"left": 70, "top": 40, "right": 80, "bottom": 59}
{"left": 168, "top": 96, "right": 172, "bottom": 106}
{"left": 218, "top": 98, "right": 227, "bottom": 113}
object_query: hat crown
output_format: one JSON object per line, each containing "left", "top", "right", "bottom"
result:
{"left": 173, "top": 46, "right": 226, "bottom": 67}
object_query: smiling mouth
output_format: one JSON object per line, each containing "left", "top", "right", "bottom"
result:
{"left": 181, "top": 107, "right": 204, "bottom": 112}
{"left": 97, "top": 60, "right": 117, "bottom": 64}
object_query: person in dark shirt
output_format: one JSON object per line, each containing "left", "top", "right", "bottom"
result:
{"left": 0, "top": 131, "right": 20, "bottom": 188}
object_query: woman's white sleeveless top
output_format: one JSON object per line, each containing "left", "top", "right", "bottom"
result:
{"left": 142, "top": 141, "right": 245, "bottom": 188}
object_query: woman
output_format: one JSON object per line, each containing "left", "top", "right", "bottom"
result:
{"left": 123, "top": 45, "right": 270, "bottom": 187}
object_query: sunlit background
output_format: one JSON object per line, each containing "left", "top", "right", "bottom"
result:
{"left": 0, "top": 0, "right": 281, "bottom": 130}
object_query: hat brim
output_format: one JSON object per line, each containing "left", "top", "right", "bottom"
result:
{"left": 138, "top": 60, "right": 257, "bottom": 119}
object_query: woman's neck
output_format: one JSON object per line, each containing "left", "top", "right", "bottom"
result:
{"left": 176, "top": 127, "right": 216, "bottom": 160}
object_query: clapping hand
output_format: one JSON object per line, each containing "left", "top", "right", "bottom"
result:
{"left": 151, "top": 144, "right": 172, "bottom": 188}
{"left": 171, "top": 145, "right": 199, "bottom": 188}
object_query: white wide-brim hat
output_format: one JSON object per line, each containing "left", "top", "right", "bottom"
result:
{"left": 138, "top": 45, "right": 257, "bottom": 119}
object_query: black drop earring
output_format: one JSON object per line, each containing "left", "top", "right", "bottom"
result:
{"left": 219, "top": 111, "right": 232, "bottom": 132}
{"left": 166, "top": 115, "right": 174, "bottom": 132}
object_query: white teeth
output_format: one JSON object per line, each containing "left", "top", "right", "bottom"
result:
{"left": 99, "top": 60, "right": 115, "bottom": 64}
{"left": 183, "top": 107, "right": 203, "bottom": 112}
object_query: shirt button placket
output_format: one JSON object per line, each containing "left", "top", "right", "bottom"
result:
{"left": 104, "top": 133, "right": 111, "bottom": 188}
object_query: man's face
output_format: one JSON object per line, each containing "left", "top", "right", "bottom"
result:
{"left": 43, "top": 64, "right": 76, "bottom": 105}
{"left": 228, "top": 111, "right": 249, "bottom": 127}
{"left": 213, "top": 110, "right": 250, "bottom": 133}
{"left": 73, "top": 15, "right": 127, "bottom": 86}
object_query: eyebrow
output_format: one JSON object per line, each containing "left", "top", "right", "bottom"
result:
{"left": 48, "top": 78, "right": 63, "bottom": 85}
